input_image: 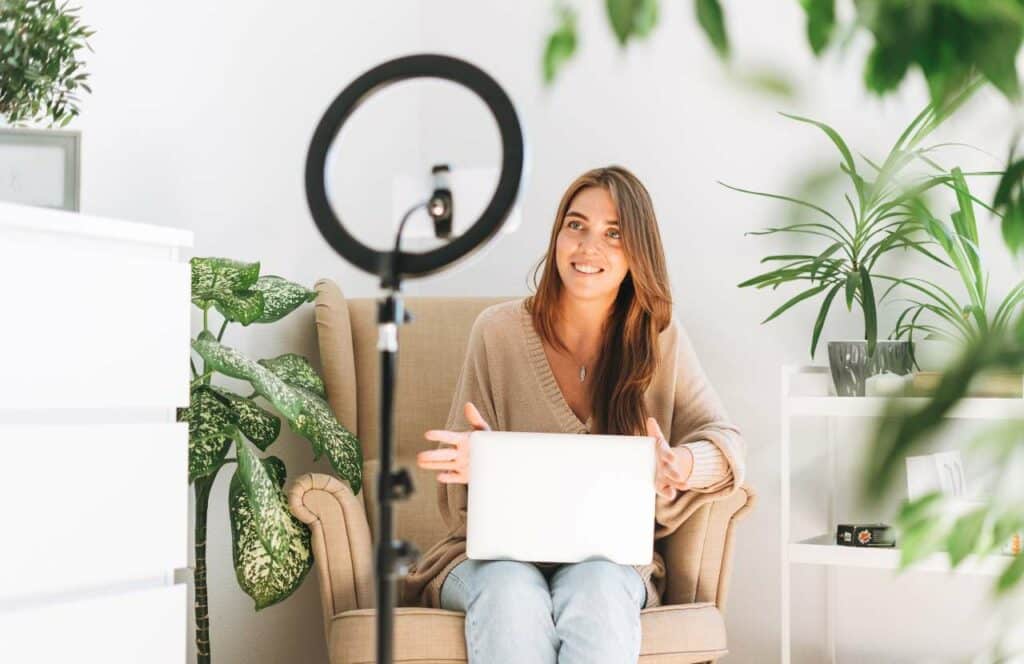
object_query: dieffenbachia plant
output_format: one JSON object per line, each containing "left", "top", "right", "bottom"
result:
{"left": 179, "top": 257, "right": 361, "bottom": 664}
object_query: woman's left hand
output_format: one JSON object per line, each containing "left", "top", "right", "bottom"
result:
{"left": 647, "top": 417, "right": 694, "bottom": 500}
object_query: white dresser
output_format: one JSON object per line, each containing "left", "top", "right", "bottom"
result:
{"left": 0, "top": 202, "right": 192, "bottom": 662}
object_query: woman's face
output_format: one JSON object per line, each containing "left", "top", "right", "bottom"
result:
{"left": 555, "top": 186, "right": 630, "bottom": 303}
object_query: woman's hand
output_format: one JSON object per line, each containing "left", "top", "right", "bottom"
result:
{"left": 647, "top": 417, "right": 694, "bottom": 500}
{"left": 416, "top": 402, "right": 491, "bottom": 484}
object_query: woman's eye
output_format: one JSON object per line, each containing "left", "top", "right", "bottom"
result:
{"left": 567, "top": 220, "right": 582, "bottom": 230}
{"left": 608, "top": 230, "right": 621, "bottom": 240}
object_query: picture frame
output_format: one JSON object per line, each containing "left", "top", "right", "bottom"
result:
{"left": 905, "top": 450, "right": 966, "bottom": 500}
{"left": 0, "top": 127, "right": 81, "bottom": 211}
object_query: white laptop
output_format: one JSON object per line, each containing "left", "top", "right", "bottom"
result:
{"left": 466, "top": 430, "right": 656, "bottom": 565}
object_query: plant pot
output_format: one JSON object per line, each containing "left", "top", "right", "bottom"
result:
{"left": 912, "top": 338, "right": 959, "bottom": 372}
{"left": 827, "top": 340, "right": 914, "bottom": 397}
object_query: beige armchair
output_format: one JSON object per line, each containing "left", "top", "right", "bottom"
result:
{"left": 287, "top": 279, "right": 756, "bottom": 664}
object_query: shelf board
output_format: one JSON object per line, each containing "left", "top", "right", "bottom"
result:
{"left": 785, "top": 395, "right": 1024, "bottom": 419}
{"left": 789, "top": 535, "right": 1010, "bottom": 576}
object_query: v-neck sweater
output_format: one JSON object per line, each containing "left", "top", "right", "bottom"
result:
{"left": 400, "top": 298, "right": 746, "bottom": 609}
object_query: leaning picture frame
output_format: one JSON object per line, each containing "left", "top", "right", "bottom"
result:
{"left": 0, "top": 128, "right": 81, "bottom": 211}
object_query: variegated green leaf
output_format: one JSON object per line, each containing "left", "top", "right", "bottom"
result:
{"left": 214, "top": 290, "right": 265, "bottom": 326}
{"left": 192, "top": 337, "right": 362, "bottom": 493}
{"left": 235, "top": 440, "right": 298, "bottom": 565}
{"left": 190, "top": 257, "right": 260, "bottom": 311}
{"left": 229, "top": 453, "right": 312, "bottom": 610}
{"left": 178, "top": 386, "right": 236, "bottom": 483}
{"left": 192, "top": 337, "right": 304, "bottom": 420}
{"left": 258, "top": 353, "right": 326, "bottom": 398}
{"left": 251, "top": 276, "right": 317, "bottom": 324}
{"left": 289, "top": 387, "right": 362, "bottom": 494}
{"left": 211, "top": 386, "right": 281, "bottom": 451}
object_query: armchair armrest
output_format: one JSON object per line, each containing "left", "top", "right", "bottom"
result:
{"left": 658, "top": 484, "right": 756, "bottom": 613}
{"left": 288, "top": 473, "right": 375, "bottom": 638}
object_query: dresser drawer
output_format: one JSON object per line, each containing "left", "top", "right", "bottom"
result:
{"left": 0, "top": 423, "right": 187, "bottom": 600}
{"left": 0, "top": 584, "right": 186, "bottom": 662}
{"left": 0, "top": 241, "right": 190, "bottom": 410}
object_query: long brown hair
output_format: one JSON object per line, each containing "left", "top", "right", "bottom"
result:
{"left": 525, "top": 166, "right": 673, "bottom": 436}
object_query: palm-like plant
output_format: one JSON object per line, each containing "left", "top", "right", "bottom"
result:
{"left": 886, "top": 168, "right": 1024, "bottom": 351}
{"left": 732, "top": 81, "right": 982, "bottom": 360}
{"left": 181, "top": 257, "right": 361, "bottom": 664}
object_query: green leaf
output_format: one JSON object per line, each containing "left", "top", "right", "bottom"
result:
{"left": 801, "top": 0, "right": 835, "bottom": 55}
{"left": 191, "top": 337, "right": 362, "bottom": 493}
{"left": 189, "top": 257, "right": 265, "bottom": 325}
{"left": 235, "top": 440, "right": 297, "bottom": 566}
{"left": 258, "top": 353, "right": 327, "bottom": 398}
{"left": 178, "top": 386, "right": 236, "bottom": 483}
{"left": 229, "top": 452, "right": 312, "bottom": 610}
{"left": 192, "top": 337, "right": 304, "bottom": 420}
{"left": 211, "top": 386, "right": 281, "bottom": 451}
{"left": 543, "top": 7, "right": 577, "bottom": 85}
{"left": 606, "top": 0, "right": 658, "bottom": 46}
{"left": 695, "top": 0, "right": 728, "bottom": 58}
{"left": 997, "top": 551, "right": 1024, "bottom": 595}
{"left": 811, "top": 283, "right": 842, "bottom": 359}
{"left": 947, "top": 507, "right": 988, "bottom": 567}
{"left": 860, "top": 266, "right": 878, "bottom": 356}
{"left": 251, "top": 275, "right": 316, "bottom": 324}
{"left": 288, "top": 385, "right": 362, "bottom": 489}
{"left": 761, "top": 282, "right": 830, "bottom": 324}
{"left": 844, "top": 271, "right": 860, "bottom": 311}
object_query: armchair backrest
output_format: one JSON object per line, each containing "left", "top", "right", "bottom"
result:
{"left": 313, "top": 278, "right": 516, "bottom": 554}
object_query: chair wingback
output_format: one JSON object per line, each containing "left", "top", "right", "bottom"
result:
{"left": 313, "top": 278, "right": 515, "bottom": 551}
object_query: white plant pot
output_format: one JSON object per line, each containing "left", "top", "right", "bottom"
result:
{"left": 912, "top": 339, "right": 959, "bottom": 372}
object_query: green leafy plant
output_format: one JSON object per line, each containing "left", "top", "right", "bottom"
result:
{"left": 539, "top": 1, "right": 1024, "bottom": 265}
{"left": 887, "top": 168, "right": 1024, "bottom": 351}
{"left": 0, "top": 0, "right": 94, "bottom": 126}
{"left": 181, "top": 257, "right": 361, "bottom": 664}
{"left": 732, "top": 85, "right": 978, "bottom": 359}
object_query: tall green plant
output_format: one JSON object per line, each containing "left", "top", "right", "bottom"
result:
{"left": 885, "top": 168, "right": 1024, "bottom": 351}
{"left": 732, "top": 86, "right": 979, "bottom": 359}
{"left": 0, "top": 0, "right": 94, "bottom": 127}
{"left": 181, "top": 257, "right": 361, "bottom": 664}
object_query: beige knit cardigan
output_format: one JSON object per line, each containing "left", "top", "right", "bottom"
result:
{"left": 400, "top": 298, "right": 746, "bottom": 609}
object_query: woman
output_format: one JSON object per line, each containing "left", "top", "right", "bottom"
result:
{"left": 404, "top": 166, "right": 745, "bottom": 663}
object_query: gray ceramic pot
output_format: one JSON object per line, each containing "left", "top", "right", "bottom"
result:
{"left": 827, "top": 340, "right": 914, "bottom": 397}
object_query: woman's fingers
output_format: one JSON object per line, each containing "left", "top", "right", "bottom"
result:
{"left": 418, "top": 448, "right": 457, "bottom": 462}
{"left": 424, "top": 429, "right": 463, "bottom": 446}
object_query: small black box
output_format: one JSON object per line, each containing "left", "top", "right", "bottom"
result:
{"left": 836, "top": 523, "right": 896, "bottom": 547}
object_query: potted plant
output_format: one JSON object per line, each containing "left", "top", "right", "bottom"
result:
{"left": 0, "top": 0, "right": 93, "bottom": 127}
{"left": 885, "top": 167, "right": 1024, "bottom": 380}
{"left": 181, "top": 257, "right": 362, "bottom": 664}
{"left": 731, "top": 83, "right": 980, "bottom": 395}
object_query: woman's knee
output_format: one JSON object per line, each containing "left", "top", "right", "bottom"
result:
{"left": 471, "top": 561, "right": 551, "bottom": 611}
{"left": 551, "top": 560, "right": 645, "bottom": 609}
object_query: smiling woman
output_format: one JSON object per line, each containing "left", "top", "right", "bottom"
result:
{"left": 405, "top": 165, "right": 746, "bottom": 664}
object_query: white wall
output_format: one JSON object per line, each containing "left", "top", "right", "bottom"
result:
{"left": 68, "top": 2, "right": 1020, "bottom": 662}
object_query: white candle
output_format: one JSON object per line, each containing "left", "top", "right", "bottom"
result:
{"left": 865, "top": 371, "right": 906, "bottom": 397}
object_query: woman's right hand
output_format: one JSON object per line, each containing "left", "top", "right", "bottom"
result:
{"left": 416, "top": 402, "right": 491, "bottom": 484}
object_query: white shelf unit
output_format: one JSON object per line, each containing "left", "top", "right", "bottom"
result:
{"left": 0, "top": 202, "right": 193, "bottom": 663}
{"left": 780, "top": 365, "right": 1024, "bottom": 664}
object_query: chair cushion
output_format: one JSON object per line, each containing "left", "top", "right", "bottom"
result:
{"left": 328, "top": 602, "right": 727, "bottom": 664}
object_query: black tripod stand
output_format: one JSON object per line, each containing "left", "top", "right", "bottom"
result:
{"left": 305, "top": 54, "right": 525, "bottom": 664}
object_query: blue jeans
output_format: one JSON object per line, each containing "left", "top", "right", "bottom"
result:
{"left": 440, "top": 558, "right": 646, "bottom": 663}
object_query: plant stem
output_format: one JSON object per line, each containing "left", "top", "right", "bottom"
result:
{"left": 193, "top": 474, "right": 216, "bottom": 664}
{"left": 203, "top": 308, "right": 209, "bottom": 333}
{"left": 217, "top": 318, "right": 229, "bottom": 342}
{"left": 191, "top": 358, "right": 199, "bottom": 378}
{"left": 191, "top": 371, "right": 214, "bottom": 389}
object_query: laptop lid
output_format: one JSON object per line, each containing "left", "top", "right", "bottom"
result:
{"left": 466, "top": 430, "right": 656, "bottom": 565}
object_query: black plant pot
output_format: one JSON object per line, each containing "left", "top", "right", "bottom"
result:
{"left": 827, "top": 340, "right": 914, "bottom": 396}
